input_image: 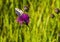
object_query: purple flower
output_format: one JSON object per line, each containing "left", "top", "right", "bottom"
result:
{"left": 16, "top": 13, "right": 29, "bottom": 25}
{"left": 15, "top": 8, "right": 29, "bottom": 25}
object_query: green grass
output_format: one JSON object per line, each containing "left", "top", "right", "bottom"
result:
{"left": 0, "top": 0, "right": 60, "bottom": 42}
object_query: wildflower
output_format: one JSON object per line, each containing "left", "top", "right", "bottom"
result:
{"left": 24, "top": 6, "right": 29, "bottom": 12}
{"left": 16, "top": 13, "right": 29, "bottom": 25}
{"left": 50, "top": 14, "right": 55, "bottom": 18}
{"left": 54, "top": 8, "right": 60, "bottom": 14}
{"left": 15, "top": 8, "right": 29, "bottom": 25}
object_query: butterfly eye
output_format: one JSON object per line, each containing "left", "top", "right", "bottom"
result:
{"left": 15, "top": 8, "right": 23, "bottom": 16}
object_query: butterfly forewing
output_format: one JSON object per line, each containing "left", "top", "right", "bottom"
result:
{"left": 15, "top": 8, "right": 23, "bottom": 16}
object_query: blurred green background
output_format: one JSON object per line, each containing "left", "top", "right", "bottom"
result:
{"left": 0, "top": 0, "right": 60, "bottom": 42}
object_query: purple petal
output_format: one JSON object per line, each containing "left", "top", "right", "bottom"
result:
{"left": 22, "top": 13, "right": 29, "bottom": 24}
{"left": 16, "top": 13, "right": 29, "bottom": 25}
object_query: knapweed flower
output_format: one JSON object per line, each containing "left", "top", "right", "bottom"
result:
{"left": 24, "top": 6, "right": 29, "bottom": 11}
{"left": 24, "top": 5, "right": 30, "bottom": 12}
{"left": 54, "top": 8, "right": 60, "bottom": 14}
{"left": 50, "top": 14, "right": 55, "bottom": 18}
{"left": 15, "top": 8, "right": 29, "bottom": 25}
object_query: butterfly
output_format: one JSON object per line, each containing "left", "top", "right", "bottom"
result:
{"left": 15, "top": 8, "right": 29, "bottom": 26}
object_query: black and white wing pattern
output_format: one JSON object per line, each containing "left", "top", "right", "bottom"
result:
{"left": 15, "top": 8, "right": 23, "bottom": 16}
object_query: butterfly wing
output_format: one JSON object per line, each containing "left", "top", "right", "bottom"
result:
{"left": 15, "top": 8, "right": 23, "bottom": 16}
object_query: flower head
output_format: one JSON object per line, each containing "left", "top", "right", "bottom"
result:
{"left": 54, "top": 8, "right": 60, "bottom": 14}
{"left": 24, "top": 4, "right": 30, "bottom": 12}
{"left": 24, "top": 6, "right": 29, "bottom": 12}
{"left": 15, "top": 8, "right": 29, "bottom": 25}
{"left": 50, "top": 14, "right": 55, "bottom": 18}
{"left": 16, "top": 13, "right": 29, "bottom": 25}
